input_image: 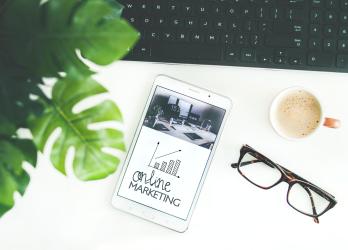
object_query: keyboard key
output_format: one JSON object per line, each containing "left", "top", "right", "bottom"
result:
{"left": 337, "top": 54, "right": 348, "bottom": 67}
{"left": 153, "top": 2, "right": 165, "bottom": 13}
{"left": 210, "top": 2, "right": 223, "bottom": 15}
{"left": 168, "top": 1, "right": 179, "bottom": 13}
{"left": 245, "top": 21, "right": 257, "bottom": 32}
{"left": 170, "top": 17, "right": 182, "bottom": 27}
{"left": 226, "top": 6, "right": 239, "bottom": 17}
{"left": 270, "top": 8, "right": 282, "bottom": 19}
{"left": 206, "top": 32, "right": 220, "bottom": 44}
{"left": 326, "top": 0, "right": 337, "bottom": 8}
{"left": 256, "top": 7, "right": 269, "bottom": 18}
{"left": 139, "top": 2, "right": 150, "bottom": 13}
{"left": 241, "top": 49, "right": 256, "bottom": 62}
{"left": 177, "top": 32, "right": 189, "bottom": 42}
{"left": 225, "top": 47, "right": 239, "bottom": 62}
{"left": 223, "top": 33, "right": 234, "bottom": 44}
{"left": 310, "top": 9, "right": 322, "bottom": 22}
{"left": 309, "top": 38, "right": 322, "bottom": 50}
{"left": 200, "top": 19, "right": 211, "bottom": 29}
{"left": 310, "top": 24, "right": 321, "bottom": 36}
{"left": 338, "top": 40, "right": 348, "bottom": 51}
{"left": 229, "top": 20, "right": 241, "bottom": 32}
{"left": 258, "top": 55, "right": 273, "bottom": 63}
{"left": 323, "top": 25, "right": 336, "bottom": 36}
{"left": 236, "top": 34, "right": 249, "bottom": 46}
{"left": 155, "top": 16, "right": 167, "bottom": 27}
{"left": 339, "top": 27, "right": 348, "bottom": 37}
{"left": 289, "top": 56, "right": 304, "bottom": 65}
{"left": 185, "top": 18, "right": 197, "bottom": 28}
{"left": 293, "top": 38, "right": 304, "bottom": 48}
{"left": 259, "top": 21, "right": 272, "bottom": 32}
{"left": 340, "top": 12, "right": 348, "bottom": 22}
{"left": 286, "top": 9, "right": 304, "bottom": 20}
{"left": 162, "top": 32, "right": 174, "bottom": 41}
{"left": 191, "top": 32, "right": 204, "bottom": 43}
{"left": 308, "top": 53, "right": 334, "bottom": 66}
{"left": 257, "top": 48, "right": 274, "bottom": 63}
{"left": 141, "top": 17, "right": 152, "bottom": 26}
{"left": 287, "top": 0, "right": 306, "bottom": 7}
{"left": 324, "top": 11, "right": 337, "bottom": 22}
{"left": 274, "top": 56, "right": 286, "bottom": 64}
{"left": 152, "top": 44, "right": 222, "bottom": 61}
{"left": 251, "top": 34, "right": 262, "bottom": 46}
{"left": 147, "top": 31, "right": 160, "bottom": 41}
{"left": 323, "top": 38, "right": 336, "bottom": 51}
{"left": 123, "top": 1, "right": 137, "bottom": 11}
{"left": 133, "top": 45, "right": 151, "bottom": 59}
{"left": 182, "top": 2, "right": 193, "bottom": 15}
{"left": 262, "top": 0, "right": 275, "bottom": 5}
{"left": 198, "top": 4, "right": 208, "bottom": 15}
{"left": 274, "top": 49, "right": 287, "bottom": 57}
{"left": 311, "top": 0, "right": 323, "bottom": 7}
{"left": 342, "top": 0, "right": 348, "bottom": 8}
{"left": 241, "top": 7, "right": 255, "bottom": 18}
{"left": 214, "top": 19, "right": 226, "bottom": 30}
{"left": 125, "top": 16, "right": 138, "bottom": 26}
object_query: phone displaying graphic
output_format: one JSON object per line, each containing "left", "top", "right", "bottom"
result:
{"left": 112, "top": 75, "right": 232, "bottom": 232}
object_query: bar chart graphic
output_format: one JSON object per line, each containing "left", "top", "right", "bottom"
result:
{"left": 148, "top": 142, "right": 182, "bottom": 178}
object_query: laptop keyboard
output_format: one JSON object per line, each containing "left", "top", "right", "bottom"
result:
{"left": 119, "top": 0, "right": 348, "bottom": 73}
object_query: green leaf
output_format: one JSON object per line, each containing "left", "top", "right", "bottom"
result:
{"left": 0, "top": 138, "right": 37, "bottom": 217}
{"left": 29, "top": 76, "right": 126, "bottom": 181}
{"left": 0, "top": 0, "right": 139, "bottom": 77}
{"left": 0, "top": 115, "right": 16, "bottom": 136}
{"left": 0, "top": 74, "right": 44, "bottom": 128}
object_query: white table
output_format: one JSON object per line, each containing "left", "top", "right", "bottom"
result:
{"left": 1, "top": 61, "right": 347, "bottom": 250}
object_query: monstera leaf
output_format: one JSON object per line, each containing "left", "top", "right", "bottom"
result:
{"left": 29, "top": 76, "right": 125, "bottom": 180}
{"left": 0, "top": 74, "right": 44, "bottom": 129}
{"left": 0, "top": 117, "right": 37, "bottom": 217}
{"left": 0, "top": 0, "right": 139, "bottom": 77}
{"left": 0, "top": 0, "right": 138, "bottom": 217}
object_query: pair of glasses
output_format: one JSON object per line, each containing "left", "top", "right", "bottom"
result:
{"left": 231, "top": 145, "right": 337, "bottom": 223}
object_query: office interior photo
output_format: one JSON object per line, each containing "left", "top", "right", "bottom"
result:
{"left": 143, "top": 87, "right": 225, "bottom": 149}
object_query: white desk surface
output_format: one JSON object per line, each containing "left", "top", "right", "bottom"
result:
{"left": 1, "top": 62, "right": 348, "bottom": 250}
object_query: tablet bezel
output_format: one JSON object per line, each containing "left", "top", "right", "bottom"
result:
{"left": 111, "top": 75, "right": 232, "bottom": 232}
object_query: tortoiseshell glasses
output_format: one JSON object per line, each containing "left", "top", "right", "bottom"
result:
{"left": 231, "top": 145, "right": 337, "bottom": 223}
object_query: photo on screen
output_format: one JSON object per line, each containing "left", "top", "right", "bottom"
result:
{"left": 143, "top": 86, "right": 226, "bottom": 150}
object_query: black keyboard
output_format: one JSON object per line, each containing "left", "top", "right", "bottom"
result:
{"left": 119, "top": 0, "right": 348, "bottom": 73}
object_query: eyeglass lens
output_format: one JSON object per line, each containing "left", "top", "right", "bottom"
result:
{"left": 239, "top": 152, "right": 282, "bottom": 188}
{"left": 288, "top": 183, "right": 331, "bottom": 216}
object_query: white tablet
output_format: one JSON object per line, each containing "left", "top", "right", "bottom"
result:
{"left": 112, "top": 75, "right": 232, "bottom": 232}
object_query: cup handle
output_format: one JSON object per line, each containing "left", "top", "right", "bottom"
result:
{"left": 323, "top": 117, "right": 341, "bottom": 129}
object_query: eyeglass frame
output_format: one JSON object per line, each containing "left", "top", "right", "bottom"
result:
{"left": 231, "top": 144, "right": 337, "bottom": 223}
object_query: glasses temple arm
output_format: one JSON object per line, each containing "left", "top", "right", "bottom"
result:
{"left": 231, "top": 159, "right": 263, "bottom": 168}
{"left": 303, "top": 185, "right": 320, "bottom": 224}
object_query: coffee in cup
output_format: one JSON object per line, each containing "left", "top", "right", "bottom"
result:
{"left": 270, "top": 87, "right": 340, "bottom": 140}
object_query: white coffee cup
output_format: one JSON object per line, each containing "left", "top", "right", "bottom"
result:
{"left": 270, "top": 87, "right": 341, "bottom": 140}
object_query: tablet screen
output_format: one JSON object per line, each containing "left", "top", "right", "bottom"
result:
{"left": 117, "top": 86, "right": 226, "bottom": 220}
